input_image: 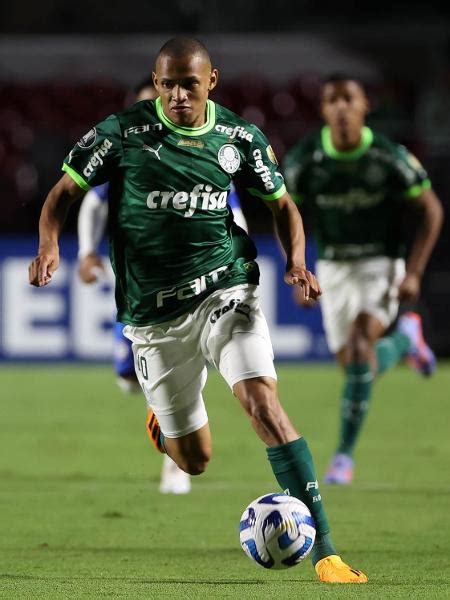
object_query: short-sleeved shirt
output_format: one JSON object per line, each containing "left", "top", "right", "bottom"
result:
{"left": 283, "top": 126, "right": 431, "bottom": 261}
{"left": 63, "top": 97, "right": 285, "bottom": 325}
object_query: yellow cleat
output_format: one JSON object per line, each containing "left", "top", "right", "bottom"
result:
{"left": 315, "top": 554, "right": 368, "bottom": 583}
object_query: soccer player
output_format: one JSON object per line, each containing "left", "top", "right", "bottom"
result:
{"left": 29, "top": 38, "right": 367, "bottom": 583}
{"left": 283, "top": 74, "right": 443, "bottom": 485}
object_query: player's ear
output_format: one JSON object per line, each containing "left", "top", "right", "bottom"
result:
{"left": 208, "top": 68, "right": 219, "bottom": 91}
{"left": 152, "top": 72, "right": 158, "bottom": 89}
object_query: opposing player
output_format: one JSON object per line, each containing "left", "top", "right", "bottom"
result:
{"left": 29, "top": 38, "right": 367, "bottom": 583}
{"left": 284, "top": 74, "right": 443, "bottom": 484}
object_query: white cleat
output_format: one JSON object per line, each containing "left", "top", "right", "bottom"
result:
{"left": 159, "top": 454, "right": 191, "bottom": 495}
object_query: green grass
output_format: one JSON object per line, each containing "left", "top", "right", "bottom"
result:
{"left": 0, "top": 363, "right": 449, "bottom": 599}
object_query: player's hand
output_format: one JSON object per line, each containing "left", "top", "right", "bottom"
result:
{"left": 292, "top": 284, "right": 318, "bottom": 307}
{"left": 284, "top": 266, "right": 322, "bottom": 301}
{"left": 398, "top": 272, "right": 421, "bottom": 303}
{"left": 28, "top": 247, "right": 59, "bottom": 287}
{"left": 78, "top": 253, "right": 105, "bottom": 283}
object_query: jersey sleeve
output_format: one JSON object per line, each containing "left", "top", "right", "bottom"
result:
{"left": 61, "top": 115, "right": 123, "bottom": 191}
{"left": 238, "top": 126, "right": 286, "bottom": 201}
{"left": 394, "top": 145, "right": 432, "bottom": 199}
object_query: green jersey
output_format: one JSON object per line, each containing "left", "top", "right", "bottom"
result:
{"left": 283, "top": 126, "right": 431, "bottom": 260}
{"left": 63, "top": 97, "right": 285, "bottom": 325}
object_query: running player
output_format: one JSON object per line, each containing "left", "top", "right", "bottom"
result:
{"left": 283, "top": 74, "right": 443, "bottom": 485}
{"left": 29, "top": 38, "right": 367, "bottom": 583}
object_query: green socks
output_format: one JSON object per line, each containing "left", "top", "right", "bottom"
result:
{"left": 376, "top": 331, "right": 411, "bottom": 376}
{"left": 267, "top": 437, "right": 337, "bottom": 565}
{"left": 335, "top": 333, "right": 410, "bottom": 456}
{"left": 337, "top": 362, "right": 373, "bottom": 456}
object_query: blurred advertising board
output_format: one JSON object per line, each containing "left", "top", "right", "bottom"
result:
{"left": 0, "top": 236, "right": 331, "bottom": 362}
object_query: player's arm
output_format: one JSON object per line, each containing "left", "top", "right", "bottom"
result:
{"left": 78, "top": 188, "right": 108, "bottom": 283}
{"left": 399, "top": 187, "right": 444, "bottom": 302}
{"left": 28, "top": 174, "right": 85, "bottom": 287}
{"left": 263, "top": 191, "right": 321, "bottom": 301}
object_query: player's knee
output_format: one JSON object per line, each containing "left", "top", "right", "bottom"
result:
{"left": 347, "top": 329, "right": 372, "bottom": 362}
{"left": 176, "top": 449, "right": 210, "bottom": 476}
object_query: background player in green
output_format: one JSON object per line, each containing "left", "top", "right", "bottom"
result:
{"left": 284, "top": 74, "right": 443, "bottom": 484}
{"left": 28, "top": 38, "right": 367, "bottom": 583}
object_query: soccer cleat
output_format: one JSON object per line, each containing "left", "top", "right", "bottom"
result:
{"left": 315, "top": 554, "right": 368, "bottom": 583}
{"left": 146, "top": 408, "right": 165, "bottom": 453}
{"left": 159, "top": 454, "right": 191, "bottom": 495}
{"left": 397, "top": 312, "right": 436, "bottom": 377}
{"left": 323, "top": 453, "right": 354, "bottom": 485}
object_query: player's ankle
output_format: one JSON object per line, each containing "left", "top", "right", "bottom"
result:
{"left": 310, "top": 532, "right": 337, "bottom": 566}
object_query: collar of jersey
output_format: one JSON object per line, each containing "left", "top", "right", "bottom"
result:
{"left": 321, "top": 125, "right": 373, "bottom": 160}
{"left": 155, "top": 97, "right": 216, "bottom": 136}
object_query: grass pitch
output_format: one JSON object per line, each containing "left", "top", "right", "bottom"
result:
{"left": 0, "top": 363, "right": 449, "bottom": 599}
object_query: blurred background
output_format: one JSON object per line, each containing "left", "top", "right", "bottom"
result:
{"left": 1, "top": 0, "right": 449, "bottom": 362}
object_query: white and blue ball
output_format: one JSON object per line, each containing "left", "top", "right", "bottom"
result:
{"left": 239, "top": 493, "right": 316, "bottom": 569}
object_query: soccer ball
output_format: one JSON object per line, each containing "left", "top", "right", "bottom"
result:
{"left": 239, "top": 493, "right": 316, "bottom": 569}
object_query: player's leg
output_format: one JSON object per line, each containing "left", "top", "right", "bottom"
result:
{"left": 320, "top": 257, "right": 408, "bottom": 484}
{"left": 324, "top": 311, "right": 385, "bottom": 484}
{"left": 370, "top": 258, "right": 434, "bottom": 376}
{"left": 234, "top": 377, "right": 366, "bottom": 582}
{"left": 145, "top": 409, "right": 192, "bottom": 493}
{"left": 124, "top": 318, "right": 213, "bottom": 477}
{"left": 115, "top": 322, "right": 191, "bottom": 493}
{"left": 395, "top": 312, "right": 436, "bottom": 376}
{"left": 204, "top": 285, "right": 367, "bottom": 583}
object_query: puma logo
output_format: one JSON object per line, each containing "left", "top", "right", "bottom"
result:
{"left": 142, "top": 144, "right": 162, "bottom": 160}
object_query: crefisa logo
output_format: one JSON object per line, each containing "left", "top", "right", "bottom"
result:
{"left": 77, "top": 128, "right": 97, "bottom": 149}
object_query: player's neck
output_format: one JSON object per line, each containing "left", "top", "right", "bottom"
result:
{"left": 330, "top": 128, "right": 364, "bottom": 152}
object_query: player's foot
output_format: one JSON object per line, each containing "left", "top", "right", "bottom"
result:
{"left": 146, "top": 408, "right": 165, "bottom": 453}
{"left": 315, "top": 554, "right": 368, "bottom": 583}
{"left": 397, "top": 312, "right": 436, "bottom": 377}
{"left": 159, "top": 454, "right": 191, "bottom": 494}
{"left": 323, "top": 453, "right": 353, "bottom": 485}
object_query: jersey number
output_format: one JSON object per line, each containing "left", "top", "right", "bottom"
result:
{"left": 137, "top": 355, "right": 149, "bottom": 380}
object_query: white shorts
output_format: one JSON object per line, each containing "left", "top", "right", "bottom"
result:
{"left": 123, "top": 284, "right": 276, "bottom": 438}
{"left": 317, "top": 257, "right": 405, "bottom": 354}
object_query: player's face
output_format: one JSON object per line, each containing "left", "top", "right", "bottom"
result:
{"left": 321, "top": 80, "right": 368, "bottom": 144}
{"left": 153, "top": 53, "right": 218, "bottom": 128}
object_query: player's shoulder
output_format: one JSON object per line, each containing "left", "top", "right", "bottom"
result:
{"left": 213, "top": 101, "right": 264, "bottom": 144}
{"left": 107, "top": 99, "right": 163, "bottom": 141}
{"left": 370, "top": 129, "right": 402, "bottom": 153}
{"left": 370, "top": 128, "right": 418, "bottom": 162}
{"left": 369, "top": 128, "right": 428, "bottom": 179}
